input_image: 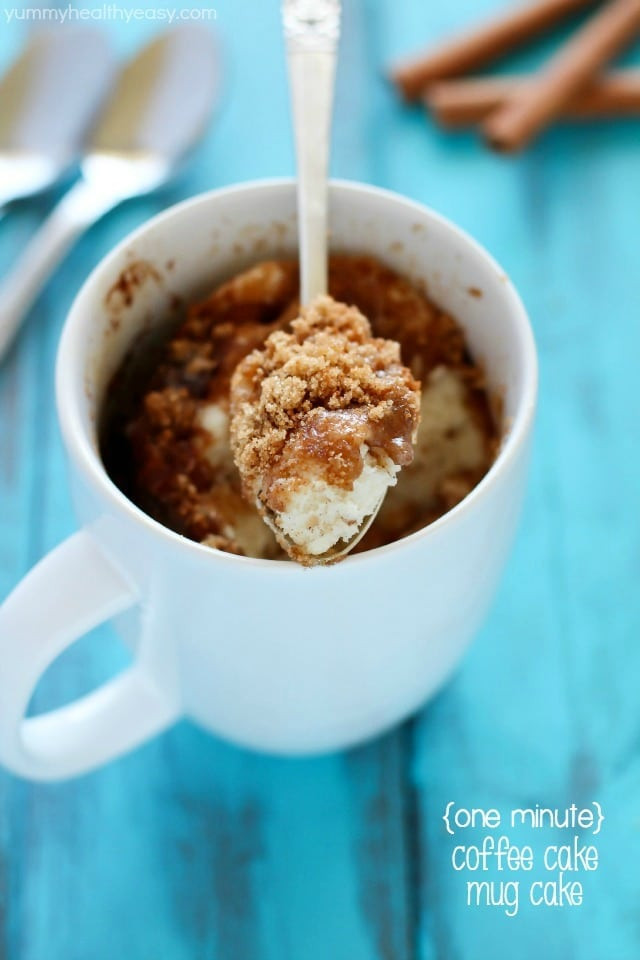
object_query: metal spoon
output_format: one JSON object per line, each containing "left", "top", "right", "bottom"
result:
{"left": 0, "top": 24, "right": 221, "bottom": 359}
{"left": 0, "top": 26, "right": 113, "bottom": 211}
{"left": 283, "top": 0, "right": 339, "bottom": 304}
{"left": 278, "top": 0, "right": 385, "bottom": 564}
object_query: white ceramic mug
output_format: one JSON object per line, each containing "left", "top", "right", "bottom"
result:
{"left": 0, "top": 180, "right": 537, "bottom": 781}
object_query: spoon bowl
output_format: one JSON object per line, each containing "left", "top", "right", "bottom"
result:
{"left": 0, "top": 27, "right": 113, "bottom": 208}
{"left": 261, "top": 495, "right": 384, "bottom": 565}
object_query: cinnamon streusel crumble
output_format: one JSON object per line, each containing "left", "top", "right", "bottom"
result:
{"left": 230, "top": 295, "right": 421, "bottom": 563}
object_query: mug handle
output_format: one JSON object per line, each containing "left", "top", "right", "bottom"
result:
{"left": 0, "top": 530, "right": 179, "bottom": 781}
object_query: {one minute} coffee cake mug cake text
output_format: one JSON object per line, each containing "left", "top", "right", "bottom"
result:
{"left": 0, "top": 181, "right": 536, "bottom": 779}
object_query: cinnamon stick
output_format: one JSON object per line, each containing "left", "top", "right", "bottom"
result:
{"left": 483, "top": 0, "right": 640, "bottom": 151}
{"left": 390, "top": 0, "right": 600, "bottom": 102}
{"left": 427, "top": 69, "right": 640, "bottom": 127}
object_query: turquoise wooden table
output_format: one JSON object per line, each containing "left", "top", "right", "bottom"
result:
{"left": 1, "top": 2, "right": 639, "bottom": 957}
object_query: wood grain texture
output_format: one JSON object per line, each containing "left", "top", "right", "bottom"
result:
{"left": 1, "top": 1, "right": 640, "bottom": 958}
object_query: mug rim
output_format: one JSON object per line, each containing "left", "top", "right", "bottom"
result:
{"left": 56, "top": 177, "right": 538, "bottom": 571}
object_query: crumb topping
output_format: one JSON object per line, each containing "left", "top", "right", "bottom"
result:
{"left": 229, "top": 296, "right": 421, "bottom": 515}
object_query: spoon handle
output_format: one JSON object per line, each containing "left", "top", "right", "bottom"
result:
{"left": 0, "top": 178, "right": 120, "bottom": 360}
{"left": 283, "top": 0, "right": 341, "bottom": 304}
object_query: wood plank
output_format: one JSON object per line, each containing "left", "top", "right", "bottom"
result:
{"left": 0, "top": 2, "right": 416, "bottom": 958}
{"left": 377, "top": 0, "right": 640, "bottom": 955}
{"left": 342, "top": 728, "right": 420, "bottom": 960}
